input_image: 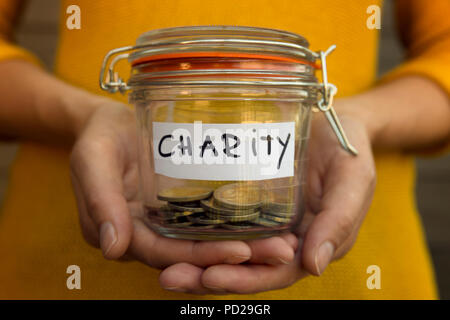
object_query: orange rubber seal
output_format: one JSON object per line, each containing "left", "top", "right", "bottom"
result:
{"left": 131, "top": 52, "right": 321, "bottom": 69}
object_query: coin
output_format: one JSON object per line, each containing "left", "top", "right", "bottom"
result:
{"left": 252, "top": 217, "right": 282, "bottom": 227}
{"left": 158, "top": 210, "right": 196, "bottom": 220}
{"left": 157, "top": 186, "right": 213, "bottom": 202}
{"left": 221, "top": 223, "right": 255, "bottom": 230}
{"left": 167, "top": 202, "right": 205, "bottom": 213}
{"left": 214, "top": 183, "right": 262, "bottom": 210}
{"left": 262, "top": 191, "right": 296, "bottom": 213}
{"left": 206, "top": 211, "right": 260, "bottom": 223}
{"left": 166, "top": 221, "right": 193, "bottom": 227}
{"left": 260, "top": 207, "right": 296, "bottom": 218}
{"left": 169, "top": 201, "right": 202, "bottom": 208}
{"left": 187, "top": 214, "right": 226, "bottom": 225}
{"left": 261, "top": 213, "right": 292, "bottom": 224}
{"left": 186, "top": 224, "right": 217, "bottom": 230}
{"left": 200, "top": 198, "right": 256, "bottom": 216}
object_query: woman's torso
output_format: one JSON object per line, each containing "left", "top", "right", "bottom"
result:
{"left": 0, "top": 0, "right": 437, "bottom": 299}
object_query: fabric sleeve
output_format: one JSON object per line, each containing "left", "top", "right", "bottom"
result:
{"left": 0, "top": 0, "right": 40, "bottom": 64}
{"left": 380, "top": 0, "right": 450, "bottom": 155}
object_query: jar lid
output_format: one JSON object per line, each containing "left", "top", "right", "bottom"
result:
{"left": 100, "top": 25, "right": 327, "bottom": 93}
{"left": 99, "top": 26, "right": 359, "bottom": 156}
{"left": 129, "top": 26, "right": 315, "bottom": 66}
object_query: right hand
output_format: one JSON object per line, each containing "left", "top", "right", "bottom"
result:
{"left": 70, "top": 100, "right": 298, "bottom": 292}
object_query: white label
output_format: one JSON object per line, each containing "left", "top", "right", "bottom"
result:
{"left": 152, "top": 121, "right": 295, "bottom": 181}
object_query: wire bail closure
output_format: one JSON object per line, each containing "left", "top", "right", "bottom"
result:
{"left": 99, "top": 45, "right": 133, "bottom": 94}
{"left": 99, "top": 42, "right": 358, "bottom": 156}
{"left": 316, "top": 46, "right": 358, "bottom": 156}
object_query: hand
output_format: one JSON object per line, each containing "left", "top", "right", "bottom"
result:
{"left": 70, "top": 100, "right": 298, "bottom": 281}
{"left": 160, "top": 106, "right": 376, "bottom": 294}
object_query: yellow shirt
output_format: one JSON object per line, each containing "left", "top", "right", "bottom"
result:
{"left": 1, "top": 0, "right": 449, "bottom": 299}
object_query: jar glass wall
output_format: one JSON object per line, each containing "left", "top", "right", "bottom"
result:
{"left": 99, "top": 25, "right": 356, "bottom": 241}
{"left": 131, "top": 85, "right": 314, "bottom": 240}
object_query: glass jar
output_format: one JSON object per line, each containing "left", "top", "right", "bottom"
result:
{"left": 99, "top": 26, "right": 357, "bottom": 240}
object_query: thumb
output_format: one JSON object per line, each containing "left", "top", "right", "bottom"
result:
{"left": 71, "top": 136, "right": 133, "bottom": 259}
{"left": 301, "top": 158, "right": 375, "bottom": 276}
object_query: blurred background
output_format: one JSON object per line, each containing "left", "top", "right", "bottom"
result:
{"left": 0, "top": 0, "right": 449, "bottom": 298}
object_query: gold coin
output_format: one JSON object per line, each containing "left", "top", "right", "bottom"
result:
{"left": 187, "top": 214, "right": 225, "bottom": 225}
{"left": 262, "top": 190, "right": 296, "bottom": 213}
{"left": 261, "top": 209, "right": 296, "bottom": 218}
{"left": 214, "top": 183, "right": 262, "bottom": 210}
{"left": 157, "top": 186, "right": 213, "bottom": 202}
{"left": 261, "top": 213, "right": 292, "bottom": 224}
{"left": 206, "top": 211, "right": 260, "bottom": 223}
{"left": 167, "top": 202, "right": 205, "bottom": 213}
{"left": 186, "top": 224, "right": 217, "bottom": 230}
{"left": 221, "top": 223, "right": 255, "bottom": 230}
{"left": 157, "top": 210, "right": 195, "bottom": 220}
{"left": 166, "top": 221, "right": 193, "bottom": 227}
{"left": 200, "top": 198, "right": 256, "bottom": 216}
{"left": 252, "top": 217, "right": 282, "bottom": 227}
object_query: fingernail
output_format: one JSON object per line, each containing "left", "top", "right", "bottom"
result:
{"left": 100, "top": 221, "right": 117, "bottom": 257}
{"left": 265, "top": 257, "right": 290, "bottom": 265}
{"left": 164, "top": 287, "right": 188, "bottom": 293}
{"left": 223, "top": 255, "right": 250, "bottom": 264}
{"left": 314, "top": 241, "right": 335, "bottom": 276}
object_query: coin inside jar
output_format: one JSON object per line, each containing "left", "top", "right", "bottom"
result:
{"left": 213, "top": 183, "right": 262, "bottom": 209}
{"left": 260, "top": 213, "right": 292, "bottom": 224}
{"left": 157, "top": 186, "right": 213, "bottom": 202}
{"left": 187, "top": 214, "right": 226, "bottom": 225}
{"left": 157, "top": 210, "right": 196, "bottom": 220}
{"left": 167, "top": 202, "right": 205, "bottom": 213}
{"left": 206, "top": 211, "right": 260, "bottom": 222}
{"left": 252, "top": 217, "right": 283, "bottom": 227}
{"left": 262, "top": 190, "right": 296, "bottom": 213}
{"left": 200, "top": 198, "right": 256, "bottom": 216}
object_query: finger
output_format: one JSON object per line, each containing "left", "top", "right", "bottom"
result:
{"left": 200, "top": 257, "right": 307, "bottom": 294}
{"left": 296, "top": 210, "right": 316, "bottom": 238}
{"left": 71, "top": 173, "right": 99, "bottom": 248}
{"left": 71, "top": 136, "right": 133, "bottom": 260}
{"left": 280, "top": 233, "right": 299, "bottom": 252}
{"left": 159, "top": 263, "right": 212, "bottom": 295}
{"left": 246, "top": 235, "right": 295, "bottom": 265}
{"left": 301, "top": 154, "right": 376, "bottom": 276}
{"left": 128, "top": 219, "right": 251, "bottom": 268}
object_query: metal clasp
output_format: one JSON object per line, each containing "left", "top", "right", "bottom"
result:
{"left": 315, "top": 46, "right": 358, "bottom": 156}
{"left": 99, "top": 45, "right": 134, "bottom": 94}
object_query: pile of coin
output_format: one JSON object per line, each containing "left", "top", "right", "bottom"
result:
{"left": 153, "top": 184, "right": 296, "bottom": 231}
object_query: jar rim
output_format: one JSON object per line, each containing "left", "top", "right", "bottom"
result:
{"left": 135, "top": 25, "right": 309, "bottom": 47}
{"left": 128, "top": 25, "right": 317, "bottom": 66}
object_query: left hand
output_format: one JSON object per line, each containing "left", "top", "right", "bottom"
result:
{"left": 70, "top": 101, "right": 299, "bottom": 290}
{"left": 159, "top": 107, "right": 376, "bottom": 294}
